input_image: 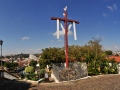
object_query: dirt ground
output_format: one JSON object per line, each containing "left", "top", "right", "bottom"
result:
{"left": 1, "top": 74, "right": 120, "bottom": 90}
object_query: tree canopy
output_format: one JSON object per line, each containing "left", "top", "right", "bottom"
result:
{"left": 4, "top": 62, "right": 18, "bottom": 71}
{"left": 39, "top": 38, "right": 117, "bottom": 75}
{"left": 105, "top": 50, "right": 113, "bottom": 55}
{"left": 29, "top": 60, "right": 37, "bottom": 68}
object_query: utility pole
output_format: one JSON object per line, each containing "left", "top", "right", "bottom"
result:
{"left": 0, "top": 40, "right": 3, "bottom": 69}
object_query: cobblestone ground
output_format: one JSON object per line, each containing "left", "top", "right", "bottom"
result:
{"left": 1, "top": 74, "right": 120, "bottom": 90}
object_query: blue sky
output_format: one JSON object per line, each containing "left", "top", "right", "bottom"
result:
{"left": 0, "top": 0, "right": 119, "bottom": 55}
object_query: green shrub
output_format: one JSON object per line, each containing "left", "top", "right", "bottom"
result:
{"left": 40, "top": 69, "right": 45, "bottom": 74}
{"left": 25, "top": 73, "right": 38, "bottom": 81}
{"left": 108, "top": 68, "right": 115, "bottom": 74}
{"left": 39, "top": 69, "right": 45, "bottom": 78}
{"left": 88, "top": 67, "right": 99, "bottom": 75}
{"left": 25, "top": 66, "right": 34, "bottom": 73}
{"left": 103, "top": 66, "right": 108, "bottom": 74}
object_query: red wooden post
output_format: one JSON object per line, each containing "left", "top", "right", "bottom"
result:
{"left": 51, "top": 7, "right": 79, "bottom": 68}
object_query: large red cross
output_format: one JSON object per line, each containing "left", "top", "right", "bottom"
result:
{"left": 51, "top": 8, "right": 79, "bottom": 68}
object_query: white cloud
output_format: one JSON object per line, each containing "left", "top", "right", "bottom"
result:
{"left": 50, "top": 40, "right": 54, "bottom": 42}
{"left": 114, "top": 45, "right": 119, "bottom": 50}
{"left": 110, "top": 44, "right": 120, "bottom": 51}
{"left": 57, "top": 39, "right": 63, "bottom": 42}
{"left": 107, "top": 6, "right": 113, "bottom": 11}
{"left": 37, "top": 49, "right": 41, "bottom": 51}
{"left": 95, "top": 35, "right": 105, "bottom": 39}
{"left": 107, "top": 3, "right": 117, "bottom": 11}
{"left": 22, "top": 37, "right": 30, "bottom": 40}
{"left": 114, "top": 21, "right": 117, "bottom": 23}
{"left": 68, "top": 30, "right": 73, "bottom": 35}
{"left": 103, "top": 13, "right": 107, "bottom": 17}
{"left": 96, "top": 35, "right": 100, "bottom": 37}
{"left": 27, "top": 48, "right": 41, "bottom": 54}
{"left": 53, "top": 30, "right": 64, "bottom": 36}
{"left": 114, "top": 21, "right": 119, "bottom": 24}
{"left": 113, "top": 3, "right": 117, "bottom": 10}
{"left": 53, "top": 30, "right": 73, "bottom": 38}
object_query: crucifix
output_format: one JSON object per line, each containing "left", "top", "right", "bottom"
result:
{"left": 51, "top": 6, "right": 79, "bottom": 68}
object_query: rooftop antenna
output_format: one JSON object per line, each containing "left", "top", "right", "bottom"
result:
{"left": 51, "top": 6, "right": 79, "bottom": 68}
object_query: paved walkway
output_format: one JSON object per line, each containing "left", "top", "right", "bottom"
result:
{"left": 1, "top": 74, "right": 120, "bottom": 90}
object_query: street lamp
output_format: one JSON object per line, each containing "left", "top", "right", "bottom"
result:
{"left": 0, "top": 40, "right": 3, "bottom": 69}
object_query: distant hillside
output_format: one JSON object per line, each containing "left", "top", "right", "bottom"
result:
{"left": 4, "top": 53, "right": 41, "bottom": 59}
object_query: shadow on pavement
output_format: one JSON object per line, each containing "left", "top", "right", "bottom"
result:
{"left": 0, "top": 79, "right": 33, "bottom": 90}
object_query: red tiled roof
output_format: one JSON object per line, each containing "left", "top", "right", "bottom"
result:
{"left": 108, "top": 56, "right": 120, "bottom": 63}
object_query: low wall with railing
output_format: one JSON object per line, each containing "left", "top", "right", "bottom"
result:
{"left": 0, "top": 70, "right": 18, "bottom": 80}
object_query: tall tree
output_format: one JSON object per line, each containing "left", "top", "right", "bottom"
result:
{"left": 68, "top": 45, "right": 82, "bottom": 61}
{"left": 29, "top": 60, "right": 37, "bottom": 68}
{"left": 105, "top": 50, "right": 113, "bottom": 55}
{"left": 83, "top": 38, "right": 106, "bottom": 75}
{"left": 39, "top": 47, "right": 65, "bottom": 68}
